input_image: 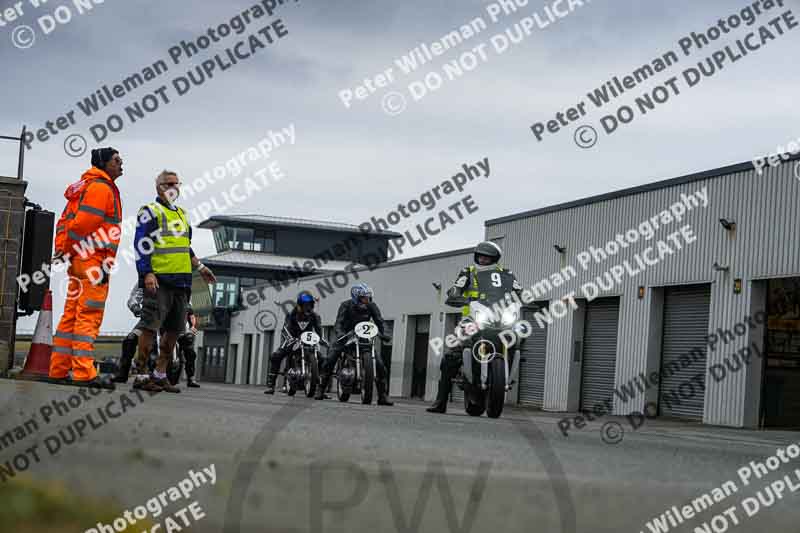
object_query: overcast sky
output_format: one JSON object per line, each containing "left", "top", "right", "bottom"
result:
{"left": 2, "top": 0, "right": 798, "bottom": 332}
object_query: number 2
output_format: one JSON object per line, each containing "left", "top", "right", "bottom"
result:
{"left": 491, "top": 272, "right": 502, "bottom": 287}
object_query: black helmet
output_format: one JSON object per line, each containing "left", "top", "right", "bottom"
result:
{"left": 474, "top": 241, "right": 501, "bottom": 265}
{"left": 296, "top": 291, "right": 315, "bottom": 314}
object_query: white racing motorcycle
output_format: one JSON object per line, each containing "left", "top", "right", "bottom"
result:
{"left": 335, "top": 321, "right": 381, "bottom": 404}
{"left": 284, "top": 330, "right": 324, "bottom": 398}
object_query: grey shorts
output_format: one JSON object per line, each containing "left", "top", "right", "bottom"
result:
{"left": 138, "top": 284, "right": 188, "bottom": 334}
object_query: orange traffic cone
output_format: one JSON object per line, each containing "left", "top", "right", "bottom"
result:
{"left": 20, "top": 290, "right": 53, "bottom": 379}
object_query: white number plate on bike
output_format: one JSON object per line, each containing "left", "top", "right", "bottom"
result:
{"left": 300, "top": 331, "right": 320, "bottom": 345}
{"left": 355, "top": 321, "right": 378, "bottom": 339}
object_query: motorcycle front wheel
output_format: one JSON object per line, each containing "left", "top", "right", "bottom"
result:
{"left": 336, "top": 360, "right": 351, "bottom": 403}
{"left": 305, "top": 354, "right": 319, "bottom": 398}
{"left": 360, "top": 350, "right": 374, "bottom": 405}
{"left": 486, "top": 357, "right": 506, "bottom": 419}
{"left": 464, "top": 389, "right": 486, "bottom": 417}
{"left": 166, "top": 357, "right": 183, "bottom": 386}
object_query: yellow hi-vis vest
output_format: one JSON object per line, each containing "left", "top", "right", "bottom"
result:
{"left": 148, "top": 202, "right": 192, "bottom": 275}
{"left": 461, "top": 264, "right": 504, "bottom": 316}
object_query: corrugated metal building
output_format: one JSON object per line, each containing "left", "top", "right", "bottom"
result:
{"left": 232, "top": 154, "right": 800, "bottom": 429}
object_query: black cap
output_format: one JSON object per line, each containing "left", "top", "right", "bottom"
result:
{"left": 91, "top": 147, "right": 118, "bottom": 169}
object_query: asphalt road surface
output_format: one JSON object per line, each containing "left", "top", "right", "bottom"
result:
{"left": 1, "top": 379, "right": 798, "bottom": 533}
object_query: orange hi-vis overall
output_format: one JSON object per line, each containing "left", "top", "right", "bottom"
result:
{"left": 50, "top": 167, "right": 122, "bottom": 381}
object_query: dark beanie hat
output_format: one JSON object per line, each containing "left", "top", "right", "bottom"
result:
{"left": 91, "top": 147, "right": 118, "bottom": 168}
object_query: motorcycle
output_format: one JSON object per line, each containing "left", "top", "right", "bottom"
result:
{"left": 335, "top": 321, "right": 383, "bottom": 404}
{"left": 283, "top": 330, "right": 324, "bottom": 398}
{"left": 454, "top": 298, "right": 522, "bottom": 419}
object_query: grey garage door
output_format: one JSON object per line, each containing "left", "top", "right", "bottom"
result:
{"left": 658, "top": 284, "right": 711, "bottom": 420}
{"left": 580, "top": 297, "right": 621, "bottom": 410}
{"left": 518, "top": 309, "right": 548, "bottom": 408}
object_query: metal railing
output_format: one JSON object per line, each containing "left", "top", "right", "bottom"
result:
{"left": 0, "top": 127, "right": 26, "bottom": 181}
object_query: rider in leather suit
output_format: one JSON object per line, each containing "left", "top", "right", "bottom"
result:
{"left": 426, "top": 241, "right": 522, "bottom": 414}
{"left": 316, "top": 283, "right": 393, "bottom": 405}
{"left": 264, "top": 291, "right": 323, "bottom": 395}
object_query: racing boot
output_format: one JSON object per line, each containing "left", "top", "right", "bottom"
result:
{"left": 113, "top": 333, "right": 138, "bottom": 383}
{"left": 315, "top": 374, "right": 330, "bottom": 400}
{"left": 426, "top": 378, "right": 450, "bottom": 414}
{"left": 264, "top": 373, "right": 277, "bottom": 395}
{"left": 377, "top": 380, "right": 394, "bottom": 406}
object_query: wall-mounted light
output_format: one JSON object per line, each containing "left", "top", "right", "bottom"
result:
{"left": 638, "top": 286, "right": 646, "bottom": 299}
{"left": 719, "top": 218, "right": 736, "bottom": 231}
{"left": 734, "top": 278, "right": 742, "bottom": 294}
{"left": 713, "top": 262, "right": 730, "bottom": 272}
{"left": 553, "top": 244, "right": 566, "bottom": 254}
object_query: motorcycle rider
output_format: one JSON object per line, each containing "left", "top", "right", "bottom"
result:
{"left": 114, "top": 284, "right": 197, "bottom": 386}
{"left": 316, "top": 283, "right": 393, "bottom": 405}
{"left": 264, "top": 291, "right": 323, "bottom": 395}
{"left": 113, "top": 283, "right": 156, "bottom": 383}
{"left": 426, "top": 241, "right": 522, "bottom": 414}
{"left": 177, "top": 303, "right": 200, "bottom": 388}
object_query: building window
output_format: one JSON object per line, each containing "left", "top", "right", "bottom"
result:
{"left": 215, "top": 227, "right": 277, "bottom": 252}
{"left": 212, "top": 277, "right": 239, "bottom": 308}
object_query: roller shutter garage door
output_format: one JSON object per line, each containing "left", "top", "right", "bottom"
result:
{"left": 658, "top": 284, "right": 711, "bottom": 420}
{"left": 580, "top": 297, "right": 620, "bottom": 410}
{"left": 518, "top": 309, "right": 548, "bottom": 408}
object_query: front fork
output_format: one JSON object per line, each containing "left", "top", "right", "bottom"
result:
{"left": 355, "top": 342, "right": 361, "bottom": 383}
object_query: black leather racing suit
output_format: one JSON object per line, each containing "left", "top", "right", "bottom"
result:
{"left": 267, "top": 309, "right": 323, "bottom": 387}
{"left": 321, "top": 300, "right": 390, "bottom": 396}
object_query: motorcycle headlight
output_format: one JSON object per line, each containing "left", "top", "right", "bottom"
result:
{"left": 474, "top": 309, "right": 492, "bottom": 329}
{"left": 501, "top": 306, "right": 519, "bottom": 327}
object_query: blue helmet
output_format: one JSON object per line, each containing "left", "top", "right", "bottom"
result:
{"left": 296, "top": 291, "right": 315, "bottom": 313}
{"left": 351, "top": 283, "right": 373, "bottom": 305}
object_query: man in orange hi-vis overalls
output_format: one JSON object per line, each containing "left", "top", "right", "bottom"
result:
{"left": 50, "top": 147, "right": 123, "bottom": 385}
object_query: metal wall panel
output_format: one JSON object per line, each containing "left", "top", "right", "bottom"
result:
{"left": 580, "top": 298, "right": 620, "bottom": 410}
{"left": 487, "top": 161, "right": 800, "bottom": 426}
{"left": 518, "top": 309, "right": 548, "bottom": 408}
{"left": 658, "top": 284, "right": 711, "bottom": 420}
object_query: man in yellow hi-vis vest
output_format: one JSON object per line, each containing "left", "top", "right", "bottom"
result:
{"left": 427, "top": 241, "right": 522, "bottom": 414}
{"left": 132, "top": 170, "right": 216, "bottom": 393}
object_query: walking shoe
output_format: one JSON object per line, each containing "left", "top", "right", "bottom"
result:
{"left": 426, "top": 401, "right": 447, "bottom": 414}
{"left": 264, "top": 385, "right": 275, "bottom": 394}
{"left": 152, "top": 377, "right": 180, "bottom": 393}
{"left": 74, "top": 376, "right": 116, "bottom": 390}
{"left": 133, "top": 377, "right": 163, "bottom": 393}
{"left": 378, "top": 397, "right": 394, "bottom": 406}
{"left": 187, "top": 379, "right": 200, "bottom": 388}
